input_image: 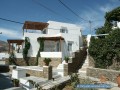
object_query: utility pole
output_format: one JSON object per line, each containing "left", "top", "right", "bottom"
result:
{"left": 89, "top": 20, "right": 92, "bottom": 34}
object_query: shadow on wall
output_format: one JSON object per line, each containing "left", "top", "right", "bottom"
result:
{"left": 68, "top": 47, "right": 87, "bottom": 73}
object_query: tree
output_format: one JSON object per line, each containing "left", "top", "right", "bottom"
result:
{"left": 89, "top": 6, "right": 120, "bottom": 69}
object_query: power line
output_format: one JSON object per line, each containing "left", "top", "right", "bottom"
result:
{"left": 58, "top": 0, "right": 88, "bottom": 22}
{"left": 32, "top": 0, "right": 73, "bottom": 22}
{"left": 0, "top": 17, "right": 23, "bottom": 24}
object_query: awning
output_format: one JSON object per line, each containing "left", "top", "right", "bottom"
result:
{"left": 7, "top": 39, "right": 24, "bottom": 45}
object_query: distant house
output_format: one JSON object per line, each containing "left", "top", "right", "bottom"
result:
{"left": 87, "top": 21, "right": 120, "bottom": 47}
{"left": 113, "top": 21, "right": 120, "bottom": 29}
{"left": 6, "top": 21, "right": 83, "bottom": 65}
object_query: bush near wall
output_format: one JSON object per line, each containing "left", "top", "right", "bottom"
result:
{"left": 89, "top": 7, "right": 120, "bottom": 69}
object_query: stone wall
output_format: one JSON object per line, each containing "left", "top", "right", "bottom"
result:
{"left": 88, "top": 54, "right": 95, "bottom": 67}
{"left": 26, "top": 69, "right": 43, "bottom": 77}
{"left": 87, "top": 67, "right": 120, "bottom": 83}
{"left": 38, "top": 58, "right": 62, "bottom": 67}
{"left": 5, "top": 57, "right": 37, "bottom": 66}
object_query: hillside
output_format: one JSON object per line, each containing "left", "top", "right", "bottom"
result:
{"left": 0, "top": 40, "right": 8, "bottom": 52}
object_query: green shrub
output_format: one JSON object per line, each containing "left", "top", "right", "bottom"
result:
{"left": 43, "top": 58, "right": 51, "bottom": 66}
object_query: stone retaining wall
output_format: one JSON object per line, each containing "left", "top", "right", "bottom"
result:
{"left": 88, "top": 54, "right": 95, "bottom": 67}
{"left": 87, "top": 67, "right": 120, "bottom": 83}
{"left": 38, "top": 58, "right": 61, "bottom": 67}
{"left": 5, "top": 57, "right": 37, "bottom": 66}
{"left": 26, "top": 69, "right": 43, "bottom": 77}
{"left": 5, "top": 57, "right": 61, "bottom": 67}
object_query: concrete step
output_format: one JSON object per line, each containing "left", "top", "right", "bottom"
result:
{"left": 79, "top": 68, "right": 87, "bottom": 71}
{"left": 82, "top": 65, "right": 89, "bottom": 67}
{"left": 52, "top": 71, "right": 58, "bottom": 75}
{"left": 78, "top": 71, "right": 86, "bottom": 76}
{"left": 53, "top": 74, "right": 61, "bottom": 79}
{"left": 42, "top": 76, "right": 70, "bottom": 90}
{"left": 57, "top": 64, "right": 63, "bottom": 69}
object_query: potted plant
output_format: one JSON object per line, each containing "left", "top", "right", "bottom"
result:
{"left": 64, "top": 56, "right": 70, "bottom": 63}
{"left": 43, "top": 58, "right": 51, "bottom": 66}
{"left": 12, "top": 79, "right": 19, "bottom": 87}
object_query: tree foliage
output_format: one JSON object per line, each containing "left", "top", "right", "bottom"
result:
{"left": 35, "top": 37, "right": 44, "bottom": 65}
{"left": 23, "top": 37, "right": 30, "bottom": 59}
{"left": 89, "top": 7, "right": 120, "bottom": 69}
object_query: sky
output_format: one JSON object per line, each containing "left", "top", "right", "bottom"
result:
{"left": 0, "top": 0, "right": 120, "bottom": 41}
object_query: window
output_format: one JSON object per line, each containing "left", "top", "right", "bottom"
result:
{"left": 57, "top": 42, "right": 59, "bottom": 51}
{"left": 42, "top": 29, "right": 47, "bottom": 34}
{"left": 60, "top": 29, "right": 65, "bottom": 33}
{"left": 60, "top": 27, "right": 68, "bottom": 33}
{"left": 68, "top": 43, "right": 72, "bottom": 51}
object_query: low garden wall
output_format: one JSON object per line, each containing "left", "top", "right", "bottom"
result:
{"left": 5, "top": 57, "right": 37, "bottom": 66}
{"left": 26, "top": 69, "right": 43, "bottom": 77}
{"left": 87, "top": 67, "right": 120, "bottom": 83}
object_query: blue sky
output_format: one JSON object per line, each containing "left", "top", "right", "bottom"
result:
{"left": 0, "top": 0, "right": 120, "bottom": 41}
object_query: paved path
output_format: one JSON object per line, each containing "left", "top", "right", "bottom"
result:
{"left": 0, "top": 73, "right": 13, "bottom": 89}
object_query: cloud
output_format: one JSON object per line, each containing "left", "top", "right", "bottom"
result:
{"left": 0, "top": 28, "right": 22, "bottom": 39}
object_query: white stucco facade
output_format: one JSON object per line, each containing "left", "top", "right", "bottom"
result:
{"left": 14, "top": 21, "right": 83, "bottom": 60}
{"left": 117, "top": 22, "right": 120, "bottom": 28}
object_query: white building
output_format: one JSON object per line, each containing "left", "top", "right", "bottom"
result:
{"left": 7, "top": 21, "right": 83, "bottom": 61}
{"left": 112, "top": 21, "right": 120, "bottom": 29}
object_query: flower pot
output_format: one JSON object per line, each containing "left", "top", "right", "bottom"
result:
{"left": 43, "top": 58, "right": 51, "bottom": 66}
{"left": 65, "top": 60, "right": 68, "bottom": 63}
{"left": 44, "top": 62, "right": 49, "bottom": 66}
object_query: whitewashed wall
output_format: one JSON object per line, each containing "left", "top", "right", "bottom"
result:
{"left": 47, "top": 21, "right": 81, "bottom": 35}
{"left": 23, "top": 21, "right": 83, "bottom": 59}
{"left": 40, "top": 52, "right": 62, "bottom": 58}
{"left": 0, "top": 53, "right": 6, "bottom": 59}
{"left": 117, "top": 22, "right": 120, "bottom": 28}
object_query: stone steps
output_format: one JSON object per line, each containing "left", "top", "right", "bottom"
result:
{"left": 42, "top": 76, "right": 70, "bottom": 90}
{"left": 29, "top": 76, "right": 70, "bottom": 90}
{"left": 53, "top": 74, "right": 61, "bottom": 79}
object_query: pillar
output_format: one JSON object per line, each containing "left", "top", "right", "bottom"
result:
{"left": 43, "top": 66, "right": 52, "bottom": 80}
{"left": 64, "top": 63, "right": 69, "bottom": 76}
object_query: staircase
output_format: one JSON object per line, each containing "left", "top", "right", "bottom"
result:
{"left": 78, "top": 49, "right": 89, "bottom": 76}
{"left": 52, "top": 70, "right": 62, "bottom": 79}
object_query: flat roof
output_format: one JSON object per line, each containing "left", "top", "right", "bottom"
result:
{"left": 23, "top": 21, "right": 49, "bottom": 30}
